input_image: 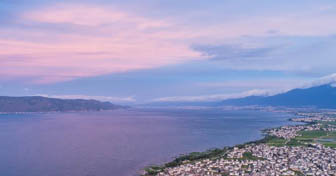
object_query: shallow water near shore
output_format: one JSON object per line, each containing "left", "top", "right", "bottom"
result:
{"left": 0, "top": 109, "right": 298, "bottom": 176}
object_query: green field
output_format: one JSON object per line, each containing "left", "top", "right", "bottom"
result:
{"left": 321, "top": 121, "right": 336, "bottom": 126}
{"left": 294, "top": 130, "right": 336, "bottom": 148}
{"left": 266, "top": 136, "right": 307, "bottom": 147}
{"left": 266, "top": 136, "right": 287, "bottom": 147}
{"left": 265, "top": 125, "right": 336, "bottom": 148}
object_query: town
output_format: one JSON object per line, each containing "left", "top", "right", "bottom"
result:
{"left": 150, "top": 111, "right": 336, "bottom": 176}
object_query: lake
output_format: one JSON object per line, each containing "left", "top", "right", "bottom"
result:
{"left": 0, "top": 109, "right": 298, "bottom": 176}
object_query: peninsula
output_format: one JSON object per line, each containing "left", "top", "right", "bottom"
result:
{"left": 0, "top": 96, "right": 124, "bottom": 113}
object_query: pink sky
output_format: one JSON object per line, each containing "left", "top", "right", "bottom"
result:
{"left": 2, "top": 2, "right": 336, "bottom": 84}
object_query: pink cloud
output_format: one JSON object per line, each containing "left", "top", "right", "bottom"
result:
{"left": 2, "top": 3, "right": 336, "bottom": 84}
{"left": 24, "top": 3, "right": 172, "bottom": 29}
{"left": 0, "top": 4, "right": 205, "bottom": 83}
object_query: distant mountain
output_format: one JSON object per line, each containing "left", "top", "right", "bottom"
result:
{"left": 221, "top": 84, "right": 336, "bottom": 108}
{"left": 0, "top": 96, "right": 124, "bottom": 112}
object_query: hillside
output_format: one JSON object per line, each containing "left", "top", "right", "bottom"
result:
{"left": 221, "top": 84, "right": 336, "bottom": 108}
{"left": 0, "top": 96, "right": 124, "bottom": 112}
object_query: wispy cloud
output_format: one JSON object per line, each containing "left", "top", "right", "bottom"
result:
{"left": 0, "top": 3, "right": 204, "bottom": 83}
{"left": 2, "top": 1, "right": 336, "bottom": 84}
{"left": 194, "top": 44, "right": 275, "bottom": 60}
{"left": 152, "top": 73, "right": 336, "bottom": 102}
{"left": 151, "top": 89, "right": 281, "bottom": 102}
{"left": 23, "top": 3, "right": 171, "bottom": 29}
{"left": 301, "top": 73, "right": 336, "bottom": 88}
{"left": 194, "top": 35, "right": 336, "bottom": 76}
{"left": 196, "top": 80, "right": 301, "bottom": 89}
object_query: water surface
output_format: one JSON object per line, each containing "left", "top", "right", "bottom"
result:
{"left": 0, "top": 109, "right": 297, "bottom": 176}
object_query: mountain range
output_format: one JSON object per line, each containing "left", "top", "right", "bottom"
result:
{"left": 220, "top": 84, "right": 336, "bottom": 108}
{"left": 0, "top": 96, "right": 123, "bottom": 112}
{"left": 146, "top": 83, "right": 336, "bottom": 109}
{"left": 2, "top": 83, "right": 336, "bottom": 112}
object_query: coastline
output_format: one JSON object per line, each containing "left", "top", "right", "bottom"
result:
{"left": 0, "top": 108, "right": 129, "bottom": 115}
{"left": 141, "top": 114, "right": 304, "bottom": 176}
{"left": 142, "top": 110, "right": 336, "bottom": 176}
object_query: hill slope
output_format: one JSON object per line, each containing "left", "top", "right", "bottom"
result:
{"left": 0, "top": 96, "right": 124, "bottom": 112}
{"left": 221, "top": 84, "right": 336, "bottom": 108}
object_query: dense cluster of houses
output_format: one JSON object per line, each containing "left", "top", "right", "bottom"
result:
{"left": 266, "top": 124, "right": 321, "bottom": 139}
{"left": 158, "top": 143, "right": 336, "bottom": 176}
{"left": 156, "top": 113, "right": 336, "bottom": 176}
{"left": 293, "top": 113, "right": 336, "bottom": 123}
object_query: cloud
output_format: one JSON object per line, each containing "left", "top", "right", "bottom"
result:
{"left": 0, "top": 3, "right": 204, "bottom": 83}
{"left": 197, "top": 80, "right": 301, "bottom": 89}
{"left": 301, "top": 73, "right": 336, "bottom": 88}
{"left": 193, "top": 44, "right": 275, "bottom": 60}
{"left": 2, "top": 1, "right": 336, "bottom": 83}
{"left": 23, "top": 3, "right": 171, "bottom": 29}
{"left": 152, "top": 72, "right": 336, "bottom": 102}
{"left": 24, "top": 88, "right": 31, "bottom": 92}
{"left": 151, "top": 89, "right": 282, "bottom": 102}
{"left": 36, "top": 94, "right": 136, "bottom": 103}
{"left": 194, "top": 35, "right": 336, "bottom": 75}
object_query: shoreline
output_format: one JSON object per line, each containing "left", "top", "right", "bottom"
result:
{"left": 142, "top": 111, "right": 336, "bottom": 176}
{"left": 141, "top": 118, "right": 302, "bottom": 176}
{"left": 0, "top": 108, "right": 130, "bottom": 115}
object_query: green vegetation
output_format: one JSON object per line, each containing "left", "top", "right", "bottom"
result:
{"left": 143, "top": 120, "right": 336, "bottom": 176}
{"left": 294, "top": 130, "right": 336, "bottom": 148}
{"left": 142, "top": 148, "right": 229, "bottom": 176}
{"left": 264, "top": 130, "right": 328, "bottom": 147}
{"left": 321, "top": 121, "right": 336, "bottom": 126}
{"left": 164, "top": 148, "right": 228, "bottom": 167}
{"left": 225, "top": 152, "right": 265, "bottom": 161}
{"left": 266, "top": 136, "right": 287, "bottom": 147}
{"left": 290, "top": 169, "right": 305, "bottom": 176}
{"left": 237, "top": 135, "right": 286, "bottom": 148}
{"left": 143, "top": 166, "right": 164, "bottom": 176}
{"left": 298, "top": 130, "right": 328, "bottom": 138}
{"left": 323, "top": 143, "right": 336, "bottom": 148}
{"left": 286, "top": 139, "right": 306, "bottom": 147}
{"left": 241, "top": 152, "right": 264, "bottom": 160}
{"left": 0, "top": 96, "right": 123, "bottom": 112}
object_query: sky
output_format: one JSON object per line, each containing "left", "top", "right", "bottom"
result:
{"left": 1, "top": 0, "right": 336, "bottom": 104}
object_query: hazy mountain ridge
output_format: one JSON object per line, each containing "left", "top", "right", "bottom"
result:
{"left": 221, "top": 84, "right": 336, "bottom": 108}
{"left": 0, "top": 96, "right": 124, "bottom": 112}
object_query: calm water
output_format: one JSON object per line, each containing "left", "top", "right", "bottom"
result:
{"left": 0, "top": 109, "right": 298, "bottom": 176}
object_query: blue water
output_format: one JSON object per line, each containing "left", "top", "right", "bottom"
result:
{"left": 0, "top": 109, "right": 297, "bottom": 176}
